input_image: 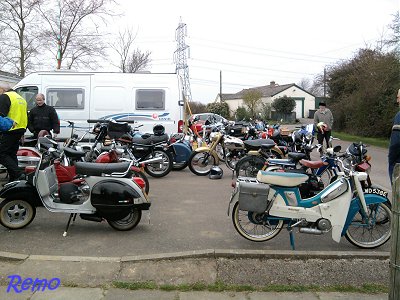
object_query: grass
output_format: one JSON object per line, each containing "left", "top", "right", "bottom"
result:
{"left": 112, "top": 281, "right": 388, "bottom": 294}
{"left": 332, "top": 131, "right": 389, "bottom": 148}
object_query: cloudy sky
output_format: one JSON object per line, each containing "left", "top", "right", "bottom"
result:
{"left": 104, "top": 0, "right": 399, "bottom": 103}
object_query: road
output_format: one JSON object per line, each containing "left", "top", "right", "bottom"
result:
{"left": 0, "top": 139, "right": 392, "bottom": 257}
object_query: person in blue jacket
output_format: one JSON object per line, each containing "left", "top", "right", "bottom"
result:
{"left": 389, "top": 88, "right": 400, "bottom": 184}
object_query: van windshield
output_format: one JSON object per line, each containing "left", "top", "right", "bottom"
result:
{"left": 15, "top": 86, "right": 38, "bottom": 110}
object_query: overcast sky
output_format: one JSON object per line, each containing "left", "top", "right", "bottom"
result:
{"left": 104, "top": 0, "right": 399, "bottom": 103}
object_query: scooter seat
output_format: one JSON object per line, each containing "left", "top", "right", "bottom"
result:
{"left": 287, "top": 152, "right": 307, "bottom": 161}
{"left": 300, "top": 159, "right": 328, "bottom": 169}
{"left": 256, "top": 170, "right": 308, "bottom": 187}
{"left": 244, "top": 139, "right": 275, "bottom": 150}
{"left": 74, "top": 161, "right": 131, "bottom": 176}
{"left": 63, "top": 147, "right": 86, "bottom": 159}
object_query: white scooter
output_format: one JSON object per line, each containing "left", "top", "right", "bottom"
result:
{"left": 0, "top": 138, "right": 151, "bottom": 236}
{"left": 228, "top": 157, "right": 391, "bottom": 249}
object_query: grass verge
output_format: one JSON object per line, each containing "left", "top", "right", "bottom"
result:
{"left": 112, "top": 281, "right": 388, "bottom": 294}
{"left": 332, "top": 131, "right": 389, "bottom": 148}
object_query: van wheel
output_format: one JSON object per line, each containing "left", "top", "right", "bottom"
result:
{"left": 0, "top": 199, "right": 36, "bottom": 229}
{"left": 107, "top": 208, "right": 142, "bottom": 231}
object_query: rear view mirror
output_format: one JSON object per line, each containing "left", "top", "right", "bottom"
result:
{"left": 333, "top": 145, "right": 341, "bottom": 152}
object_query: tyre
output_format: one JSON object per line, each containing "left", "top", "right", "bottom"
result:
{"left": 131, "top": 170, "right": 150, "bottom": 194}
{"left": 0, "top": 199, "right": 36, "bottom": 229}
{"left": 345, "top": 201, "right": 391, "bottom": 249}
{"left": 231, "top": 202, "right": 283, "bottom": 242}
{"left": 172, "top": 161, "right": 189, "bottom": 171}
{"left": 188, "top": 151, "right": 217, "bottom": 176}
{"left": 235, "top": 156, "right": 266, "bottom": 178}
{"left": 144, "top": 149, "right": 173, "bottom": 178}
{"left": 107, "top": 208, "right": 142, "bottom": 231}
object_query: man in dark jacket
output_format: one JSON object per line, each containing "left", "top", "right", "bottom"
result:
{"left": 389, "top": 88, "right": 400, "bottom": 184}
{"left": 0, "top": 83, "right": 28, "bottom": 182}
{"left": 28, "top": 93, "right": 60, "bottom": 138}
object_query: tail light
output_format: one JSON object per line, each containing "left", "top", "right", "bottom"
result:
{"left": 356, "top": 161, "right": 371, "bottom": 173}
{"left": 178, "top": 120, "right": 184, "bottom": 133}
{"left": 25, "top": 166, "right": 36, "bottom": 173}
{"left": 132, "top": 177, "right": 145, "bottom": 190}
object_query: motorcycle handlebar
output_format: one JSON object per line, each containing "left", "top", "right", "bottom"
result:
{"left": 87, "top": 119, "right": 136, "bottom": 124}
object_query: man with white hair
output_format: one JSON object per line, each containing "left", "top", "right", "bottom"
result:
{"left": 389, "top": 88, "right": 400, "bottom": 184}
{"left": 0, "top": 82, "right": 28, "bottom": 182}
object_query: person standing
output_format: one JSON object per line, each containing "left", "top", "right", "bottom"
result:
{"left": 314, "top": 102, "right": 334, "bottom": 149}
{"left": 28, "top": 93, "right": 60, "bottom": 138}
{"left": 0, "top": 83, "right": 28, "bottom": 182}
{"left": 388, "top": 89, "right": 400, "bottom": 184}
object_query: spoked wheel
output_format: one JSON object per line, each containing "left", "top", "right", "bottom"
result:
{"left": 144, "top": 149, "right": 173, "bottom": 178}
{"left": 345, "top": 201, "right": 392, "bottom": 249}
{"left": 318, "top": 168, "right": 334, "bottom": 188}
{"left": 215, "top": 144, "right": 225, "bottom": 162}
{"left": 188, "top": 151, "right": 217, "bottom": 176}
{"left": 0, "top": 199, "right": 36, "bottom": 229}
{"left": 107, "top": 208, "right": 142, "bottom": 231}
{"left": 225, "top": 150, "right": 245, "bottom": 171}
{"left": 235, "top": 156, "right": 266, "bottom": 177}
{"left": 231, "top": 202, "right": 283, "bottom": 242}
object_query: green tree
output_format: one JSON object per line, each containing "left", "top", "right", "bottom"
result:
{"left": 272, "top": 96, "right": 296, "bottom": 114}
{"left": 327, "top": 48, "right": 400, "bottom": 137}
{"left": 206, "top": 102, "right": 230, "bottom": 119}
{"left": 235, "top": 106, "right": 250, "bottom": 121}
{"left": 259, "top": 103, "right": 271, "bottom": 121}
{"left": 242, "top": 89, "right": 263, "bottom": 119}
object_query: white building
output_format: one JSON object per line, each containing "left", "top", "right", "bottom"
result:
{"left": 218, "top": 81, "right": 315, "bottom": 119}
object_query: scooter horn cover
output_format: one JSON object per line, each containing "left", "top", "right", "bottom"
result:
{"left": 209, "top": 166, "right": 223, "bottom": 179}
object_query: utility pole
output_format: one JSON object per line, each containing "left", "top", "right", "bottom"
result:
{"left": 323, "top": 67, "right": 326, "bottom": 99}
{"left": 174, "top": 18, "right": 192, "bottom": 133}
{"left": 220, "top": 70, "right": 222, "bottom": 102}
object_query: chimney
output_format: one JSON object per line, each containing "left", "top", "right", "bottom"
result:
{"left": 269, "top": 81, "right": 276, "bottom": 86}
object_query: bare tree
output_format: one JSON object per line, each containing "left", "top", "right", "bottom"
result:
{"left": 37, "top": 0, "right": 114, "bottom": 70}
{"left": 111, "top": 28, "right": 151, "bottom": 73}
{"left": 0, "top": 0, "right": 42, "bottom": 76}
{"left": 242, "top": 89, "right": 263, "bottom": 119}
{"left": 126, "top": 49, "right": 151, "bottom": 73}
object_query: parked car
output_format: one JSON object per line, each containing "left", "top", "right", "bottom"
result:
{"left": 189, "top": 113, "right": 228, "bottom": 133}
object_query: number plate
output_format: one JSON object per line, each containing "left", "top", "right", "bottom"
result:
{"left": 364, "top": 187, "right": 388, "bottom": 199}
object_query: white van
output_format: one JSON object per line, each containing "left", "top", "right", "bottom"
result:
{"left": 14, "top": 71, "right": 184, "bottom": 139}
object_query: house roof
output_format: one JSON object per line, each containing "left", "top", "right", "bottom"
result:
{"left": 0, "top": 70, "right": 22, "bottom": 80}
{"left": 221, "top": 82, "right": 314, "bottom": 101}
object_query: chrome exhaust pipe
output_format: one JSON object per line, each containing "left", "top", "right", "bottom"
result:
{"left": 141, "top": 157, "right": 164, "bottom": 165}
{"left": 299, "top": 228, "right": 323, "bottom": 235}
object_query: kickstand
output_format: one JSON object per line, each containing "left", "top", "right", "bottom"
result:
{"left": 288, "top": 228, "right": 296, "bottom": 250}
{"left": 63, "top": 213, "right": 76, "bottom": 237}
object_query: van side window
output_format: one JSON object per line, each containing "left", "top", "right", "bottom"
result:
{"left": 15, "top": 86, "right": 38, "bottom": 110}
{"left": 136, "top": 89, "right": 165, "bottom": 110}
{"left": 47, "top": 88, "right": 85, "bottom": 109}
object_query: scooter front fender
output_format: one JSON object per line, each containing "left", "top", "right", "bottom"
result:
{"left": 0, "top": 180, "right": 42, "bottom": 207}
{"left": 341, "top": 193, "right": 388, "bottom": 236}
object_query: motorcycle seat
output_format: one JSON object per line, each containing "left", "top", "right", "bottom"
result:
{"left": 260, "top": 143, "right": 276, "bottom": 151}
{"left": 287, "top": 152, "right": 307, "bottom": 161}
{"left": 126, "top": 134, "right": 169, "bottom": 146}
{"left": 300, "top": 159, "right": 328, "bottom": 169}
{"left": 74, "top": 161, "right": 131, "bottom": 176}
{"left": 257, "top": 170, "right": 309, "bottom": 187}
{"left": 63, "top": 147, "right": 86, "bottom": 159}
{"left": 244, "top": 139, "right": 275, "bottom": 150}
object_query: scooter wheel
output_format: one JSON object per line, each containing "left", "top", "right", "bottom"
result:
{"left": 107, "top": 208, "right": 142, "bottom": 231}
{"left": 0, "top": 198, "right": 36, "bottom": 229}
